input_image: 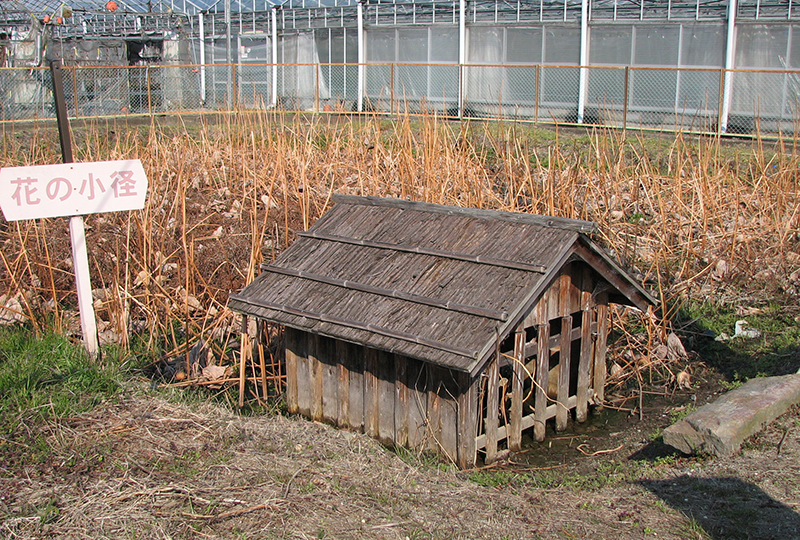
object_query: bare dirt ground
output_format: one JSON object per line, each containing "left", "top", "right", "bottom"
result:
{"left": 1, "top": 374, "right": 798, "bottom": 540}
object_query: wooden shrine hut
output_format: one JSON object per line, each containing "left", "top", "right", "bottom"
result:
{"left": 228, "top": 195, "right": 655, "bottom": 468}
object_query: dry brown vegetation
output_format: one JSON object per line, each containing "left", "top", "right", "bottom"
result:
{"left": 2, "top": 111, "right": 799, "bottom": 365}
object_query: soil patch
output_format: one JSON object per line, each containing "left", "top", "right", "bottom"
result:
{"left": 1, "top": 382, "right": 799, "bottom": 540}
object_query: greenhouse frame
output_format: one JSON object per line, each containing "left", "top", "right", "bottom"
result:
{"left": 2, "top": 0, "right": 800, "bottom": 134}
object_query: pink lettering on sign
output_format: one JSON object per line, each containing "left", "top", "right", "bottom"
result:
{"left": 110, "top": 170, "right": 137, "bottom": 197}
{"left": 0, "top": 160, "right": 148, "bottom": 221}
{"left": 79, "top": 173, "right": 106, "bottom": 201}
{"left": 10, "top": 177, "right": 41, "bottom": 206}
{"left": 46, "top": 177, "right": 72, "bottom": 201}
{"left": 8, "top": 169, "right": 141, "bottom": 206}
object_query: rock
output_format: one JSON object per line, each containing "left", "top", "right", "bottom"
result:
{"left": 0, "top": 294, "right": 26, "bottom": 325}
{"left": 734, "top": 320, "right": 761, "bottom": 339}
{"left": 663, "top": 374, "right": 800, "bottom": 456}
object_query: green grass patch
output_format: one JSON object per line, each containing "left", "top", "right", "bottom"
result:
{"left": 0, "top": 326, "right": 121, "bottom": 434}
{"left": 675, "top": 300, "right": 800, "bottom": 381}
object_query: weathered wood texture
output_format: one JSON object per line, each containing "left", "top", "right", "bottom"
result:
{"left": 230, "top": 196, "right": 654, "bottom": 376}
{"left": 285, "top": 328, "right": 473, "bottom": 465}
{"left": 476, "top": 263, "right": 614, "bottom": 454}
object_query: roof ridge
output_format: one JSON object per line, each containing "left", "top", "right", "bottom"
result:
{"left": 331, "top": 194, "right": 598, "bottom": 234}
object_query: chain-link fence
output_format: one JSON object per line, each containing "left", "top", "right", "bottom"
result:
{"left": 2, "top": 62, "right": 799, "bottom": 136}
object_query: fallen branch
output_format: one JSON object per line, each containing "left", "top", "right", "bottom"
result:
{"left": 576, "top": 444, "right": 624, "bottom": 457}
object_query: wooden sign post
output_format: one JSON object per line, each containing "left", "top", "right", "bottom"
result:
{"left": 0, "top": 61, "right": 148, "bottom": 357}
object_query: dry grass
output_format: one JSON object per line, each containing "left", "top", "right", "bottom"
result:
{"left": 0, "top": 112, "right": 798, "bottom": 364}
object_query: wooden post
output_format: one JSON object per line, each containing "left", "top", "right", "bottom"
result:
{"left": 285, "top": 328, "right": 299, "bottom": 413}
{"left": 364, "top": 348, "right": 379, "bottom": 438}
{"left": 239, "top": 315, "right": 248, "bottom": 408}
{"left": 407, "top": 360, "right": 427, "bottom": 450}
{"left": 394, "top": 353, "right": 409, "bottom": 448}
{"left": 509, "top": 324, "right": 525, "bottom": 451}
{"left": 534, "top": 322, "right": 550, "bottom": 442}
{"left": 457, "top": 372, "right": 478, "bottom": 469}
{"left": 310, "top": 333, "right": 323, "bottom": 421}
{"left": 593, "top": 295, "right": 609, "bottom": 407}
{"left": 336, "top": 340, "right": 350, "bottom": 428}
{"left": 484, "top": 354, "right": 500, "bottom": 464}
{"left": 258, "top": 322, "right": 268, "bottom": 400}
{"left": 577, "top": 308, "right": 595, "bottom": 422}
{"left": 50, "top": 60, "right": 99, "bottom": 359}
{"left": 556, "top": 315, "right": 573, "bottom": 431}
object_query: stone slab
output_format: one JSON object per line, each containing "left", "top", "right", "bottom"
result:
{"left": 663, "top": 374, "right": 800, "bottom": 456}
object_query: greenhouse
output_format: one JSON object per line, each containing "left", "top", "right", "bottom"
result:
{"left": 1, "top": 0, "right": 800, "bottom": 134}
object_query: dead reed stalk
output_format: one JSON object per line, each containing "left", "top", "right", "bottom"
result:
{"left": 0, "top": 112, "right": 797, "bottom": 369}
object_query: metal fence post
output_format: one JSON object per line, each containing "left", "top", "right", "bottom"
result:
{"left": 391, "top": 63, "right": 395, "bottom": 116}
{"left": 718, "top": 68, "right": 726, "bottom": 133}
{"left": 71, "top": 67, "right": 79, "bottom": 116}
{"left": 315, "top": 63, "right": 320, "bottom": 113}
{"left": 146, "top": 66, "right": 153, "bottom": 116}
{"left": 623, "top": 66, "right": 629, "bottom": 137}
{"left": 534, "top": 64, "right": 540, "bottom": 125}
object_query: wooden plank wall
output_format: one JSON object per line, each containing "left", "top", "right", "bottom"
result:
{"left": 284, "top": 328, "right": 478, "bottom": 468}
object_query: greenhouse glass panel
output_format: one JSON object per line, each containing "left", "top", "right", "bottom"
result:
{"left": 789, "top": 25, "right": 800, "bottom": 68}
{"left": 541, "top": 26, "right": 579, "bottom": 112}
{"left": 506, "top": 27, "right": 543, "bottom": 64}
{"left": 735, "top": 24, "right": 789, "bottom": 68}
{"left": 681, "top": 24, "right": 725, "bottom": 67}
{"left": 466, "top": 27, "right": 504, "bottom": 106}
{"left": 633, "top": 25, "right": 679, "bottom": 66}
{"left": 367, "top": 28, "right": 395, "bottom": 62}
{"left": 589, "top": 26, "right": 632, "bottom": 65}
{"left": 544, "top": 26, "right": 580, "bottom": 64}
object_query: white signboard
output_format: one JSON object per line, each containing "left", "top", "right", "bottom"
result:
{"left": 0, "top": 159, "right": 148, "bottom": 221}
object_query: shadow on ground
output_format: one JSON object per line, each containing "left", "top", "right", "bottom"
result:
{"left": 639, "top": 476, "right": 800, "bottom": 540}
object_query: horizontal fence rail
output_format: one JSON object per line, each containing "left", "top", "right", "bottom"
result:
{"left": 2, "top": 63, "right": 800, "bottom": 136}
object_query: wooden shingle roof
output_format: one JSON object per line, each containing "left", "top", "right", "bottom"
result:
{"left": 229, "top": 195, "right": 655, "bottom": 376}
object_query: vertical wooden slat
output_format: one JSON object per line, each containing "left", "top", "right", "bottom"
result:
{"left": 534, "top": 322, "right": 550, "bottom": 442}
{"left": 569, "top": 263, "right": 592, "bottom": 315}
{"left": 284, "top": 328, "right": 299, "bottom": 414}
{"left": 364, "top": 347, "right": 379, "bottom": 437}
{"left": 509, "top": 324, "right": 525, "bottom": 451}
{"left": 427, "top": 367, "right": 442, "bottom": 453}
{"left": 485, "top": 351, "right": 500, "bottom": 464}
{"left": 294, "top": 332, "right": 311, "bottom": 417}
{"left": 378, "top": 351, "right": 395, "bottom": 445}
{"left": 310, "top": 333, "right": 323, "bottom": 422}
{"left": 407, "top": 359, "right": 427, "bottom": 450}
{"left": 438, "top": 378, "right": 459, "bottom": 463}
{"left": 593, "top": 294, "right": 610, "bottom": 408}
{"left": 556, "top": 315, "right": 573, "bottom": 431}
{"left": 580, "top": 265, "right": 593, "bottom": 311}
{"left": 257, "top": 321, "right": 268, "bottom": 400}
{"left": 239, "top": 315, "right": 248, "bottom": 408}
{"left": 394, "top": 353, "right": 409, "bottom": 448}
{"left": 577, "top": 308, "right": 595, "bottom": 422}
{"left": 321, "top": 337, "right": 338, "bottom": 423}
{"left": 348, "top": 342, "right": 365, "bottom": 431}
{"left": 336, "top": 339, "right": 350, "bottom": 428}
{"left": 546, "top": 275, "right": 560, "bottom": 322}
{"left": 457, "top": 372, "right": 478, "bottom": 469}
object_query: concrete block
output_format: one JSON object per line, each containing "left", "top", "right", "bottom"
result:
{"left": 663, "top": 374, "right": 800, "bottom": 456}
